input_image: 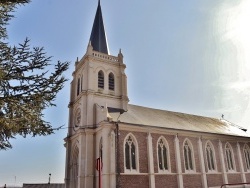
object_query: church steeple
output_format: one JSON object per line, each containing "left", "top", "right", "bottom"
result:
{"left": 89, "top": 0, "right": 109, "bottom": 54}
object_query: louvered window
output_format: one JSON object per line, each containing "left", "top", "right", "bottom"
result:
{"left": 109, "top": 73, "right": 114, "bottom": 90}
{"left": 98, "top": 71, "right": 104, "bottom": 89}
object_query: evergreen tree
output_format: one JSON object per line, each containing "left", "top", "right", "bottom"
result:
{"left": 0, "top": 0, "right": 69, "bottom": 149}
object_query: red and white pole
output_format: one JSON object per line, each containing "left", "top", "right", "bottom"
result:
{"left": 96, "top": 157, "right": 103, "bottom": 188}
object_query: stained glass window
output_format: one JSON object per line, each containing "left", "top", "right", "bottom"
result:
{"left": 206, "top": 143, "right": 215, "bottom": 171}
{"left": 184, "top": 140, "right": 194, "bottom": 171}
{"left": 225, "top": 143, "right": 234, "bottom": 171}
{"left": 125, "top": 135, "right": 137, "bottom": 170}
{"left": 158, "top": 138, "right": 169, "bottom": 171}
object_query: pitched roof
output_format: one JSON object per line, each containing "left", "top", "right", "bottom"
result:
{"left": 23, "top": 184, "right": 64, "bottom": 188}
{"left": 108, "top": 104, "right": 249, "bottom": 137}
{"left": 89, "top": 0, "right": 109, "bottom": 54}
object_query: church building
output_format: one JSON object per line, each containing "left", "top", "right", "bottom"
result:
{"left": 64, "top": 1, "right": 250, "bottom": 188}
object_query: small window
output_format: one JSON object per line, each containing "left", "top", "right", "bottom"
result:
{"left": 184, "top": 140, "right": 194, "bottom": 171}
{"left": 81, "top": 76, "right": 83, "bottom": 91}
{"left": 98, "top": 70, "right": 104, "bottom": 89}
{"left": 124, "top": 134, "right": 138, "bottom": 171}
{"left": 243, "top": 144, "right": 250, "bottom": 170}
{"left": 109, "top": 73, "right": 114, "bottom": 90}
{"left": 225, "top": 143, "right": 235, "bottom": 171}
{"left": 206, "top": 142, "right": 216, "bottom": 171}
{"left": 77, "top": 78, "right": 80, "bottom": 96}
{"left": 157, "top": 137, "right": 170, "bottom": 172}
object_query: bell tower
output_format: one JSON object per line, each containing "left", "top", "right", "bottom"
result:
{"left": 65, "top": 1, "right": 128, "bottom": 187}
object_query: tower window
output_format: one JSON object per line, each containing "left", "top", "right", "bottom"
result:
{"left": 109, "top": 73, "right": 114, "bottom": 90}
{"left": 225, "top": 143, "right": 235, "bottom": 171}
{"left": 244, "top": 144, "right": 250, "bottom": 170}
{"left": 184, "top": 140, "right": 194, "bottom": 171}
{"left": 98, "top": 70, "right": 104, "bottom": 89}
{"left": 77, "top": 78, "right": 80, "bottom": 96}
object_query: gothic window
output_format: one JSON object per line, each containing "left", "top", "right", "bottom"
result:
{"left": 157, "top": 137, "right": 169, "bottom": 171}
{"left": 243, "top": 144, "right": 250, "bottom": 170}
{"left": 77, "top": 78, "right": 80, "bottom": 96}
{"left": 225, "top": 143, "right": 235, "bottom": 171}
{"left": 99, "top": 137, "right": 103, "bottom": 159}
{"left": 205, "top": 142, "right": 216, "bottom": 171}
{"left": 184, "top": 139, "right": 194, "bottom": 171}
{"left": 124, "top": 134, "right": 138, "bottom": 171}
{"left": 98, "top": 70, "right": 104, "bottom": 89}
{"left": 108, "top": 72, "right": 114, "bottom": 90}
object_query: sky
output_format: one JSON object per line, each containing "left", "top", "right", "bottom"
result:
{"left": 1, "top": 0, "right": 250, "bottom": 186}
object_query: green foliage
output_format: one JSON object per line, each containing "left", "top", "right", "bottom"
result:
{"left": 0, "top": 0, "right": 69, "bottom": 149}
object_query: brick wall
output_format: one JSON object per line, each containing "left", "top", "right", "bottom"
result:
{"left": 207, "top": 174, "right": 223, "bottom": 187}
{"left": 183, "top": 174, "right": 202, "bottom": 188}
{"left": 120, "top": 175, "right": 149, "bottom": 188}
{"left": 245, "top": 173, "right": 250, "bottom": 182}
{"left": 227, "top": 173, "right": 241, "bottom": 184}
{"left": 155, "top": 175, "right": 177, "bottom": 188}
{"left": 117, "top": 128, "right": 249, "bottom": 188}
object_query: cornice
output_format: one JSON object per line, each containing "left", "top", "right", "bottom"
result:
{"left": 116, "top": 122, "right": 250, "bottom": 142}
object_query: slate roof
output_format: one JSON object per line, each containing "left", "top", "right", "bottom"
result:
{"left": 89, "top": 0, "right": 109, "bottom": 54}
{"left": 108, "top": 104, "right": 249, "bottom": 137}
{"left": 23, "top": 184, "right": 64, "bottom": 188}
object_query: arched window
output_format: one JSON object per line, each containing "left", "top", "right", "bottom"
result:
{"left": 108, "top": 72, "right": 114, "bottom": 90}
{"left": 225, "top": 143, "right": 235, "bottom": 171}
{"left": 183, "top": 139, "right": 194, "bottom": 171}
{"left": 77, "top": 78, "right": 80, "bottom": 96}
{"left": 157, "top": 137, "right": 170, "bottom": 172}
{"left": 205, "top": 142, "right": 216, "bottom": 171}
{"left": 81, "top": 76, "right": 83, "bottom": 91}
{"left": 98, "top": 70, "right": 104, "bottom": 89}
{"left": 124, "top": 134, "right": 138, "bottom": 171}
{"left": 99, "top": 137, "right": 103, "bottom": 159}
{"left": 243, "top": 144, "right": 250, "bottom": 170}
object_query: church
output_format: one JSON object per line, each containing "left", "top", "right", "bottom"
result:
{"left": 64, "top": 1, "right": 250, "bottom": 188}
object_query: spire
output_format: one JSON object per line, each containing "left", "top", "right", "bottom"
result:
{"left": 89, "top": 0, "right": 109, "bottom": 54}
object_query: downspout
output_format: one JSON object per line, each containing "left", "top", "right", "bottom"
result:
{"left": 115, "top": 122, "right": 120, "bottom": 188}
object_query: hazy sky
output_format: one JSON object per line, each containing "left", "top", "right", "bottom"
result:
{"left": 1, "top": 0, "right": 250, "bottom": 186}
